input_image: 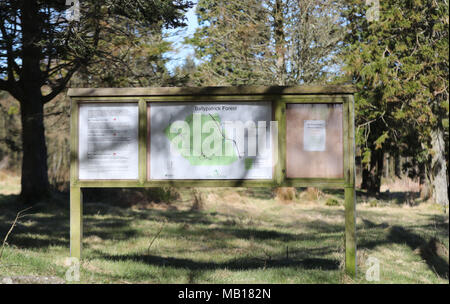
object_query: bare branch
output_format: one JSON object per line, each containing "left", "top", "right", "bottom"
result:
{"left": 146, "top": 219, "right": 167, "bottom": 254}
{"left": 0, "top": 207, "right": 32, "bottom": 260}
{"left": 42, "top": 62, "right": 81, "bottom": 104}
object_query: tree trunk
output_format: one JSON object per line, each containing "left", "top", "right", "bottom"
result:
{"left": 388, "top": 153, "right": 395, "bottom": 178}
{"left": 419, "top": 161, "right": 431, "bottom": 200}
{"left": 273, "top": 0, "right": 286, "bottom": 86}
{"left": 361, "top": 149, "right": 384, "bottom": 194}
{"left": 430, "top": 127, "right": 449, "bottom": 208}
{"left": 19, "top": 0, "right": 50, "bottom": 203}
{"left": 19, "top": 96, "right": 50, "bottom": 203}
{"left": 394, "top": 152, "right": 401, "bottom": 178}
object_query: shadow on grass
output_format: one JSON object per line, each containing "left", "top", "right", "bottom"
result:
{"left": 378, "top": 191, "right": 420, "bottom": 205}
{"left": 96, "top": 252, "right": 340, "bottom": 271}
{"left": 359, "top": 218, "right": 449, "bottom": 280}
{"left": 0, "top": 193, "right": 137, "bottom": 249}
{"left": 1, "top": 192, "right": 342, "bottom": 274}
{"left": 1, "top": 192, "right": 448, "bottom": 280}
{"left": 388, "top": 226, "right": 449, "bottom": 279}
{"left": 322, "top": 188, "right": 422, "bottom": 206}
{"left": 0, "top": 193, "right": 68, "bottom": 248}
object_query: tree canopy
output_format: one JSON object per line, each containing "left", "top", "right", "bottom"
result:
{"left": 341, "top": 0, "right": 448, "bottom": 203}
{"left": 0, "top": 0, "right": 193, "bottom": 202}
{"left": 188, "top": 0, "right": 345, "bottom": 86}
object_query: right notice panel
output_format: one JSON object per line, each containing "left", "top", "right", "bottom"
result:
{"left": 286, "top": 103, "right": 343, "bottom": 178}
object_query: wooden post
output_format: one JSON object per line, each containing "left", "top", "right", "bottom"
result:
{"left": 274, "top": 99, "right": 286, "bottom": 184}
{"left": 70, "top": 186, "right": 83, "bottom": 259}
{"left": 344, "top": 186, "right": 356, "bottom": 277}
{"left": 138, "top": 99, "right": 147, "bottom": 184}
{"left": 70, "top": 98, "right": 82, "bottom": 259}
{"left": 344, "top": 95, "right": 357, "bottom": 277}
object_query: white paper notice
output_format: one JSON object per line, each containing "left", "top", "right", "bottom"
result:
{"left": 79, "top": 104, "right": 139, "bottom": 180}
{"left": 303, "top": 120, "right": 326, "bottom": 152}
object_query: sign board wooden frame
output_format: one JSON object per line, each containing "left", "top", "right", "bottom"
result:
{"left": 68, "top": 85, "right": 357, "bottom": 276}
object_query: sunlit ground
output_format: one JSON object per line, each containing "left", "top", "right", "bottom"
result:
{"left": 0, "top": 173, "right": 448, "bottom": 284}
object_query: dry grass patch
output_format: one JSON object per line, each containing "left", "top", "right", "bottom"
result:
{"left": 0, "top": 182, "right": 448, "bottom": 284}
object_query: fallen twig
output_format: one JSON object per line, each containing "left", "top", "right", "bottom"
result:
{"left": 0, "top": 207, "right": 32, "bottom": 260}
{"left": 146, "top": 219, "right": 167, "bottom": 255}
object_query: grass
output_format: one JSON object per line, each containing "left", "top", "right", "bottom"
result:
{"left": 0, "top": 175, "right": 448, "bottom": 284}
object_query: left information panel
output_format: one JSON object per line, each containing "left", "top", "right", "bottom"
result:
{"left": 78, "top": 103, "right": 139, "bottom": 180}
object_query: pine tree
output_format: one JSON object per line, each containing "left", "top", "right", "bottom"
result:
{"left": 188, "top": 0, "right": 344, "bottom": 86}
{"left": 0, "top": 0, "right": 192, "bottom": 203}
{"left": 188, "top": 0, "right": 273, "bottom": 85}
{"left": 341, "top": 0, "right": 448, "bottom": 204}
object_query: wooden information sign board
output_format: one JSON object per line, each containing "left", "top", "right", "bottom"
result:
{"left": 68, "top": 86, "right": 357, "bottom": 276}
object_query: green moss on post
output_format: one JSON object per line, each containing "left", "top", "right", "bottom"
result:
{"left": 138, "top": 99, "right": 147, "bottom": 184}
{"left": 344, "top": 95, "right": 357, "bottom": 278}
{"left": 344, "top": 186, "right": 356, "bottom": 277}
{"left": 274, "top": 100, "right": 286, "bottom": 185}
{"left": 70, "top": 186, "right": 83, "bottom": 259}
